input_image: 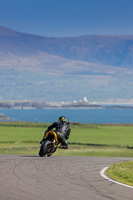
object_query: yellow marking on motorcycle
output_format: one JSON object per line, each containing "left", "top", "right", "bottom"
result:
{"left": 46, "top": 131, "right": 58, "bottom": 142}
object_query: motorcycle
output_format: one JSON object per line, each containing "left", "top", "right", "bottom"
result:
{"left": 39, "top": 130, "right": 60, "bottom": 157}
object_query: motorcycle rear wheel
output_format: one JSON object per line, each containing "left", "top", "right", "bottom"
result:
{"left": 39, "top": 140, "right": 51, "bottom": 157}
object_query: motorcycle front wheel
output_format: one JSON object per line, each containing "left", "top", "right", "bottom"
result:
{"left": 39, "top": 140, "right": 51, "bottom": 157}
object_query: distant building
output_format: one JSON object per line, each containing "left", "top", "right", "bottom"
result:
{"left": 83, "top": 97, "right": 88, "bottom": 102}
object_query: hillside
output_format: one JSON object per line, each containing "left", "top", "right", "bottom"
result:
{"left": 0, "top": 26, "right": 133, "bottom": 102}
{"left": 1, "top": 25, "right": 133, "bottom": 69}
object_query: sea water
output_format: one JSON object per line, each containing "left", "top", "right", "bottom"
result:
{"left": 0, "top": 108, "right": 133, "bottom": 123}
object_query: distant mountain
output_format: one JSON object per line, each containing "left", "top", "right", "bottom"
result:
{"left": 1, "top": 25, "right": 133, "bottom": 69}
{"left": 0, "top": 25, "right": 133, "bottom": 102}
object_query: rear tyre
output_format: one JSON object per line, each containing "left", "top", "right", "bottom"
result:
{"left": 39, "top": 140, "right": 51, "bottom": 157}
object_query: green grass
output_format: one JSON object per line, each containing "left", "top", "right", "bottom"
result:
{"left": 70, "top": 124, "right": 133, "bottom": 146}
{"left": 0, "top": 122, "right": 133, "bottom": 157}
{"left": 1, "top": 122, "right": 132, "bottom": 187}
{"left": 53, "top": 145, "right": 133, "bottom": 157}
{"left": 107, "top": 161, "right": 133, "bottom": 187}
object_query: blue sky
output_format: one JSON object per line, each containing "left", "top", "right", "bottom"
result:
{"left": 0, "top": 0, "right": 133, "bottom": 37}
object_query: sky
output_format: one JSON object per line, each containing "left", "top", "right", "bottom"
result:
{"left": 0, "top": 0, "right": 133, "bottom": 37}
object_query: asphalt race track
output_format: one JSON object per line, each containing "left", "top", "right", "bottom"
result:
{"left": 0, "top": 155, "right": 132, "bottom": 200}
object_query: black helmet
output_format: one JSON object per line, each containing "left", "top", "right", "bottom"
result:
{"left": 58, "top": 116, "right": 66, "bottom": 122}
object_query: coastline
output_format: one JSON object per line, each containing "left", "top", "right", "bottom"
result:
{"left": 0, "top": 116, "right": 10, "bottom": 120}
{"left": 0, "top": 100, "right": 133, "bottom": 110}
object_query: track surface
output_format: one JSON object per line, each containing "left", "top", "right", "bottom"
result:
{"left": 0, "top": 155, "right": 132, "bottom": 200}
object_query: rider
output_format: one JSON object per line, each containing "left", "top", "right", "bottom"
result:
{"left": 40, "top": 116, "right": 71, "bottom": 149}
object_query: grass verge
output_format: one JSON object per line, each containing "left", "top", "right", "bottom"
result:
{"left": 0, "top": 143, "right": 133, "bottom": 157}
{"left": 106, "top": 161, "right": 133, "bottom": 187}
{"left": 0, "top": 121, "right": 133, "bottom": 157}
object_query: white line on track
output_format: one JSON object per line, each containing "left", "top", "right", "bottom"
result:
{"left": 100, "top": 166, "right": 133, "bottom": 189}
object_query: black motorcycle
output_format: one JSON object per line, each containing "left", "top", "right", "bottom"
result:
{"left": 39, "top": 130, "right": 60, "bottom": 157}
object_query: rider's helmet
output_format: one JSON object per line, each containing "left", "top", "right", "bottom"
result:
{"left": 58, "top": 116, "right": 66, "bottom": 122}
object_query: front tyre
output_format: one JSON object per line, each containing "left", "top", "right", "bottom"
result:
{"left": 39, "top": 140, "right": 51, "bottom": 157}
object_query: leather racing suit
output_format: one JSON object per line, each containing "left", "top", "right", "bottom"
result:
{"left": 44, "top": 121, "right": 71, "bottom": 149}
